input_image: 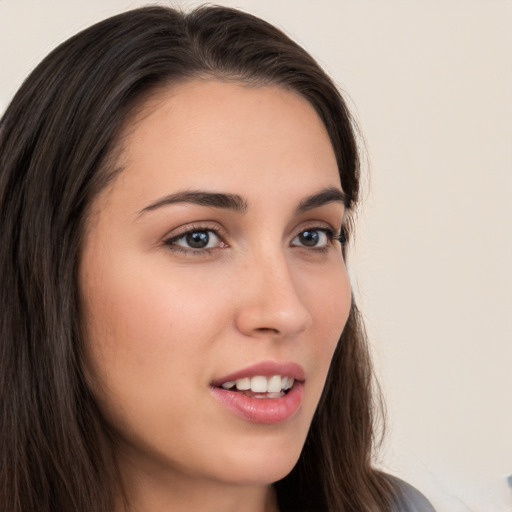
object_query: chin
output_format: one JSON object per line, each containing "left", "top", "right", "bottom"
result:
{"left": 212, "top": 431, "right": 305, "bottom": 486}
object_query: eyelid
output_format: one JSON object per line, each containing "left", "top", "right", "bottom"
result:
{"left": 290, "top": 222, "right": 344, "bottom": 250}
{"left": 162, "top": 222, "right": 229, "bottom": 254}
{"left": 292, "top": 220, "right": 341, "bottom": 239}
{"left": 163, "top": 221, "right": 225, "bottom": 240}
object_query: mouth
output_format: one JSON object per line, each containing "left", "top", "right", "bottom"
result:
{"left": 216, "top": 375, "right": 295, "bottom": 399}
{"left": 209, "top": 362, "right": 305, "bottom": 424}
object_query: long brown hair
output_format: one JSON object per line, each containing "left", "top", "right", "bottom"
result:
{"left": 0, "top": 6, "right": 394, "bottom": 511}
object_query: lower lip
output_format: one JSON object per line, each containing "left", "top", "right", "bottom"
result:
{"left": 210, "top": 382, "right": 304, "bottom": 424}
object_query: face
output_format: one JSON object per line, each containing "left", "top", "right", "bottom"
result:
{"left": 80, "top": 80, "right": 351, "bottom": 492}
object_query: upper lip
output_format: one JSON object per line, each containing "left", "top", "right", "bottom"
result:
{"left": 211, "top": 361, "right": 305, "bottom": 387}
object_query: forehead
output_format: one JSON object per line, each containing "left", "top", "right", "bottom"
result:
{"left": 104, "top": 79, "right": 340, "bottom": 211}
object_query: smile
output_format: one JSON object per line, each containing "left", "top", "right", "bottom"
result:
{"left": 210, "top": 361, "right": 305, "bottom": 424}
{"left": 220, "top": 375, "right": 295, "bottom": 398}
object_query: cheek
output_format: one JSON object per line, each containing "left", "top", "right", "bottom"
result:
{"left": 301, "top": 261, "right": 352, "bottom": 398}
{"left": 80, "top": 256, "right": 224, "bottom": 385}
{"left": 310, "top": 259, "right": 351, "bottom": 337}
{"left": 79, "top": 254, "right": 233, "bottom": 460}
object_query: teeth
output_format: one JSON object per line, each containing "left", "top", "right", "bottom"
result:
{"left": 267, "top": 375, "right": 282, "bottom": 393}
{"left": 220, "top": 375, "right": 295, "bottom": 393}
{"left": 283, "top": 378, "right": 294, "bottom": 390}
{"left": 253, "top": 392, "right": 283, "bottom": 399}
{"left": 235, "top": 377, "right": 251, "bottom": 390}
{"left": 251, "top": 375, "right": 268, "bottom": 393}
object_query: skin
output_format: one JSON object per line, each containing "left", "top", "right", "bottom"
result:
{"left": 79, "top": 80, "right": 352, "bottom": 512}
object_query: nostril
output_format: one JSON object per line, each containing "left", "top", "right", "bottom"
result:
{"left": 255, "top": 327, "right": 280, "bottom": 334}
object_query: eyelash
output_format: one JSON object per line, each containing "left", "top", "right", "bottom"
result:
{"left": 291, "top": 227, "right": 345, "bottom": 252}
{"left": 163, "top": 223, "right": 225, "bottom": 256}
{"left": 163, "top": 225, "right": 346, "bottom": 256}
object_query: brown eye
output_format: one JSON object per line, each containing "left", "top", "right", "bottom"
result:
{"left": 291, "top": 229, "right": 332, "bottom": 248}
{"left": 186, "top": 231, "right": 210, "bottom": 248}
{"left": 165, "top": 229, "right": 224, "bottom": 251}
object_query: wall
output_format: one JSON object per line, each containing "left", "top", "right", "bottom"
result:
{"left": 1, "top": 1, "right": 511, "bottom": 510}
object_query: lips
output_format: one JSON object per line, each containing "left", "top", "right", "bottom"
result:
{"left": 210, "top": 361, "right": 305, "bottom": 424}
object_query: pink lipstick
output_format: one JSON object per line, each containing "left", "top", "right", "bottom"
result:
{"left": 210, "top": 361, "right": 305, "bottom": 424}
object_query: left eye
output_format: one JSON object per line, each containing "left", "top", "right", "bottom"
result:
{"left": 168, "top": 229, "right": 223, "bottom": 250}
{"left": 291, "top": 228, "right": 332, "bottom": 248}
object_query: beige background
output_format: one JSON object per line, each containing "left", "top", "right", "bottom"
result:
{"left": 1, "top": 1, "right": 511, "bottom": 510}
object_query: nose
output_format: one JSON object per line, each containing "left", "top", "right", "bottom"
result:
{"left": 234, "top": 252, "right": 313, "bottom": 339}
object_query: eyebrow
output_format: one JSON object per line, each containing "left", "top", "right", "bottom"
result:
{"left": 296, "top": 187, "right": 348, "bottom": 213}
{"left": 139, "top": 190, "right": 248, "bottom": 216}
{"left": 138, "top": 186, "right": 348, "bottom": 217}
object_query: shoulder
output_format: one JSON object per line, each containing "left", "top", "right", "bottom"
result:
{"left": 387, "top": 475, "right": 437, "bottom": 512}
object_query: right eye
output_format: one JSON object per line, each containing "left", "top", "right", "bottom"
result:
{"left": 164, "top": 228, "right": 226, "bottom": 253}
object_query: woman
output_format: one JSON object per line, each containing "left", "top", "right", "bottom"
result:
{"left": 0, "top": 5, "right": 435, "bottom": 512}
